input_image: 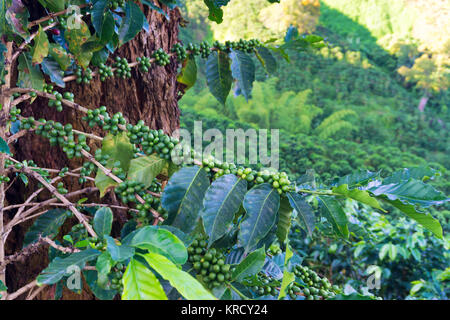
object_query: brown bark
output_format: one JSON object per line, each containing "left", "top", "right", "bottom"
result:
{"left": 4, "top": 2, "right": 183, "bottom": 299}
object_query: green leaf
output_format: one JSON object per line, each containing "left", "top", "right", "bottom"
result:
{"left": 95, "top": 251, "right": 113, "bottom": 275}
{"left": 83, "top": 269, "right": 117, "bottom": 300}
{"left": 278, "top": 243, "right": 295, "bottom": 300}
{"left": 37, "top": 249, "right": 101, "bottom": 285}
{"left": 276, "top": 197, "right": 292, "bottom": 243}
{"left": 254, "top": 46, "right": 277, "bottom": 74}
{"left": 140, "top": 252, "right": 216, "bottom": 300}
{"left": 232, "top": 246, "right": 266, "bottom": 282}
{"left": 318, "top": 195, "right": 349, "bottom": 238}
{"left": 206, "top": 51, "right": 233, "bottom": 104}
{"left": 122, "top": 258, "right": 168, "bottom": 300}
{"left": 95, "top": 132, "right": 134, "bottom": 197}
{"left": 332, "top": 184, "right": 386, "bottom": 212}
{"left": 201, "top": 174, "right": 247, "bottom": 246}
{"left": 91, "top": 0, "right": 109, "bottom": 35}
{"left": 370, "top": 179, "right": 448, "bottom": 207}
{"left": 0, "top": 137, "right": 11, "bottom": 155}
{"left": 230, "top": 50, "right": 255, "bottom": 101}
{"left": 161, "top": 166, "right": 210, "bottom": 233}
{"left": 99, "top": 12, "right": 115, "bottom": 44}
{"left": 105, "top": 236, "right": 135, "bottom": 262}
{"left": 38, "top": 0, "right": 65, "bottom": 12}
{"left": 127, "top": 155, "right": 166, "bottom": 189}
{"left": 65, "top": 19, "right": 93, "bottom": 69}
{"left": 23, "top": 209, "right": 69, "bottom": 247}
{"left": 93, "top": 207, "right": 113, "bottom": 237}
{"left": 379, "top": 243, "right": 389, "bottom": 261}
{"left": 239, "top": 184, "right": 280, "bottom": 253}
{"left": 333, "top": 170, "right": 380, "bottom": 188}
{"left": 17, "top": 53, "right": 44, "bottom": 91}
{"left": 48, "top": 43, "right": 71, "bottom": 71}
{"left": 379, "top": 198, "right": 443, "bottom": 239}
{"left": 141, "top": 0, "right": 170, "bottom": 20}
{"left": 118, "top": 1, "right": 145, "bottom": 45}
{"left": 32, "top": 25, "right": 49, "bottom": 64}
{"left": 177, "top": 56, "right": 197, "bottom": 90}
{"left": 124, "top": 226, "right": 187, "bottom": 265}
{"left": 286, "top": 192, "right": 315, "bottom": 236}
{"left": 384, "top": 166, "right": 439, "bottom": 184}
{"left": 41, "top": 57, "right": 65, "bottom": 88}
{"left": 203, "top": 0, "right": 224, "bottom": 23}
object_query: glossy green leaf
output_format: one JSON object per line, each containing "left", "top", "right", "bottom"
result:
{"left": 17, "top": 53, "right": 44, "bottom": 91}
{"left": 203, "top": 0, "right": 224, "bottom": 23}
{"left": 23, "top": 209, "right": 69, "bottom": 247}
{"left": 318, "top": 195, "right": 349, "bottom": 238}
{"left": 384, "top": 166, "right": 439, "bottom": 184}
{"left": 276, "top": 197, "right": 292, "bottom": 243}
{"left": 140, "top": 252, "right": 216, "bottom": 300}
{"left": 201, "top": 174, "right": 247, "bottom": 246}
{"left": 232, "top": 246, "right": 266, "bottom": 282}
{"left": 230, "top": 50, "right": 255, "bottom": 101}
{"left": 332, "top": 184, "right": 386, "bottom": 212}
{"left": 127, "top": 155, "right": 167, "bottom": 189}
{"left": 370, "top": 179, "right": 448, "bottom": 207}
{"left": 161, "top": 166, "right": 210, "bottom": 233}
{"left": 278, "top": 243, "right": 295, "bottom": 300}
{"left": 239, "top": 184, "right": 280, "bottom": 253}
{"left": 37, "top": 249, "right": 101, "bottom": 285}
{"left": 91, "top": 0, "right": 109, "bottom": 35}
{"left": 122, "top": 258, "right": 168, "bottom": 300}
{"left": 0, "top": 137, "right": 11, "bottom": 155}
{"left": 93, "top": 207, "right": 113, "bottom": 237}
{"left": 95, "top": 132, "right": 134, "bottom": 197}
{"left": 124, "top": 226, "right": 187, "bottom": 265}
{"left": 105, "top": 236, "right": 135, "bottom": 262}
{"left": 333, "top": 170, "right": 380, "bottom": 188}
{"left": 118, "top": 1, "right": 145, "bottom": 45}
{"left": 254, "top": 46, "right": 277, "bottom": 74}
{"left": 206, "top": 51, "right": 233, "bottom": 104}
{"left": 41, "top": 57, "right": 65, "bottom": 88}
{"left": 286, "top": 192, "right": 315, "bottom": 236}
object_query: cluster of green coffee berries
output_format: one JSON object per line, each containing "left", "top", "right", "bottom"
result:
{"left": 188, "top": 234, "right": 233, "bottom": 289}
{"left": 48, "top": 91, "right": 73, "bottom": 112}
{"left": 9, "top": 107, "right": 21, "bottom": 122}
{"left": 58, "top": 167, "right": 69, "bottom": 177}
{"left": 80, "top": 162, "right": 96, "bottom": 184}
{"left": 55, "top": 182, "right": 68, "bottom": 195}
{"left": 115, "top": 180, "right": 147, "bottom": 204}
{"left": 69, "top": 223, "right": 88, "bottom": 243}
{"left": 199, "top": 41, "right": 211, "bottom": 59}
{"left": 171, "top": 43, "right": 187, "bottom": 62}
{"left": 98, "top": 63, "right": 114, "bottom": 81}
{"left": 32, "top": 119, "right": 90, "bottom": 159}
{"left": 43, "top": 83, "right": 54, "bottom": 93}
{"left": 88, "top": 236, "right": 107, "bottom": 251}
{"left": 251, "top": 272, "right": 279, "bottom": 297}
{"left": 292, "top": 265, "right": 339, "bottom": 300}
{"left": 82, "top": 106, "right": 126, "bottom": 134}
{"left": 94, "top": 149, "right": 111, "bottom": 166}
{"left": 110, "top": 262, "right": 126, "bottom": 292}
{"left": 108, "top": 0, "right": 125, "bottom": 10}
{"left": 152, "top": 48, "right": 170, "bottom": 66}
{"left": 125, "top": 122, "right": 178, "bottom": 160}
{"left": 114, "top": 57, "right": 131, "bottom": 79}
{"left": 0, "top": 175, "right": 11, "bottom": 183}
{"left": 75, "top": 66, "right": 93, "bottom": 84}
{"left": 136, "top": 56, "right": 152, "bottom": 72}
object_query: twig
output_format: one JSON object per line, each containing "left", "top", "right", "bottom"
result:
{"left": 40, "top": 236, "right": 80, "bottom": 254}
{"left": 27, "top": 3, "right": 90, "bottom": 28}
{"left": 6, "top": 280, "right": 38, "bottom": 300}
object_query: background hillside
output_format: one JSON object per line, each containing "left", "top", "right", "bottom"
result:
{"left": 177, "top": 0, "right": 450, "bottom": 299}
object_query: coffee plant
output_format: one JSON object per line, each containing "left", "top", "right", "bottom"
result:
{"left": 0, "top": 0, "right": 447, "bottom": 301}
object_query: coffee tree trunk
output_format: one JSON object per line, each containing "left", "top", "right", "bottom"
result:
{"left": 4, "top": 2, "right": 183, "bottom": 299}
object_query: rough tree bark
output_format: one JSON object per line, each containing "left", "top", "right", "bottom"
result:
{"left": 4, "top": 1, "right": 183, "bottom": 299}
